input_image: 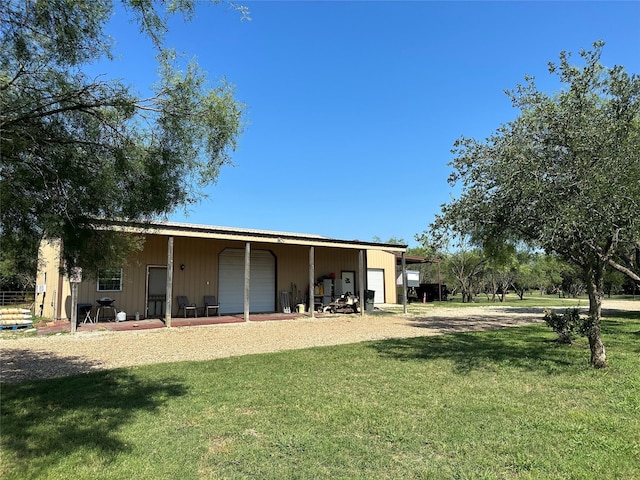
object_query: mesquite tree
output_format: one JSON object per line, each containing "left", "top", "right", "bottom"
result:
{"left": 429, "top": 42, "right": 640, "bottom": 368}
{"left": 0, "top": 0, "right": 245, "bottom": 275}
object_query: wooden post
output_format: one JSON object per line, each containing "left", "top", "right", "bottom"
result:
{"left": 165, "top": 236, "right": 174, "bottom": 328}
{"left": 70, "top": 281, "right": 78, "bottom": 334}
{"left": 69, "top": 267, "right": 82, "bottom": 334}
{"left": 437, "top": 259, "right": 442, "bottom": 302}
{"left": 244, "top": 242, "right": 250, "bottom": 322}
{"left": 402, "top": 252, "right": 408, "bottom": 314}
{"left": 359, "top": 250, "right": 365, "bottom": 316}
{"left": 309, "top": 246, "right": 315, "bottom": 318}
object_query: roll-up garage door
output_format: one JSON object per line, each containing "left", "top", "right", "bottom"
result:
{"left": 218, "top": 249, "right": 275, "bottom": 314}
{"left": 367, "top": 268, "right": 385, "bottom": 304}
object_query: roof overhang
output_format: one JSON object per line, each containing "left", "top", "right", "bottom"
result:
{"left": 98, "top": 220, "right": 407, "bottom": 253}
{"left": 394, "top": 253, "right": 441, "bottom": 265}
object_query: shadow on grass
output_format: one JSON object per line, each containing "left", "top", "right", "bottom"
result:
{"left": 602, "top": 310, "right": 640, "bottom": 321}
{"left": 369, "top": 325, "right": 579, "bottom": 374}
{"left": 599, "top": 312, "right": 640, "bottom": 353}
{"left": 371, "top": 313, "right": 640, "bottom": 374}
{"left": 1, "top": 369, "right": 187, "bottom": 477}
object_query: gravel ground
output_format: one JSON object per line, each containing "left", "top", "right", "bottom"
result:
{"left": 2, "top": 300, "right": 638, "bottom": 383}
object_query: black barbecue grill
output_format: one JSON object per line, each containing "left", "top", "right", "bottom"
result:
{"left": 96, "top": 297, "right": 116, "bottom": 321}
{"left": 97, "top": 297, "right": 114, "bottom": 307}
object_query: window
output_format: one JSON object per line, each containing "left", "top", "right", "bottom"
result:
{"left": 97, "top": 268, "right": 123, "bottom": 291}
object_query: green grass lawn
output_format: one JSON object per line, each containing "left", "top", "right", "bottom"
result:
{"left": 2, "top": 310, "right": 639, "bottom": 479}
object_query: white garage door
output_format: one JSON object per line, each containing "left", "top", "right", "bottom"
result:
{"left": 367, "top": 268, "right": 385, "bottom": 304}
{"left": 218, "top": 249, "right": 275, "bottom": 314}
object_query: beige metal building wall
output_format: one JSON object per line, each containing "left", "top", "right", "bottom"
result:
{"left": 35, "top": 239, "right": 69, "bottom": 320}
{"left": 366, "top": 249, "right": 398, "bottom": 303}
{"left": 269, "top": 244, "right": 359, "bottom": 304}
{"left": 35, "top": 223, "right": 406, "bottom": 320}
{"left": 69, "top": 236, "right": 364, "bottom": 318}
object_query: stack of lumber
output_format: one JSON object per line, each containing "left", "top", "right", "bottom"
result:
{"left": 0, "top": 308, "right": 33, "bottom": 328}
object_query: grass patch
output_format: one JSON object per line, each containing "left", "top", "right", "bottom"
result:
{"left": 2, "top": 312, "right": 639, "bottom": 479}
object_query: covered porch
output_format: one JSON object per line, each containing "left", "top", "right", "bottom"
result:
{"left": 37, "top": 221, "right": 410, "bottom": 334}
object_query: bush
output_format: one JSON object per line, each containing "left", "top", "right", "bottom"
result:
{"left": 543, "top": 307, "right": 582, "bottom": 344}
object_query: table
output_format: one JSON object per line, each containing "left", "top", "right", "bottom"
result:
{"left": 77, "top": 303, "right": 93, "bottom": 324}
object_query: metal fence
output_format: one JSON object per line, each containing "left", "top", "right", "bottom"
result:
{"left": 0, "top": 291, "right": 35, "bottom": 306}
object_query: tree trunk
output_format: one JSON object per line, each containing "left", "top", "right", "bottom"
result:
{"left": 587, "top": 320, "right": 606, "bottom": 368}
{"left": 585, "top": 265, "right": 607, "bottom": 368}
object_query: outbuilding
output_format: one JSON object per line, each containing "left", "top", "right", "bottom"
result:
{"left": 36, "top": 221, "right": 408, "bottom": 325}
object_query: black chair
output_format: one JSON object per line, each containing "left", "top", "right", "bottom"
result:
{"left": 176, "top": 295, "right": 198, "bottom": 318}
{"left": 203, "top": 295, "right": 220, "bottom": 317}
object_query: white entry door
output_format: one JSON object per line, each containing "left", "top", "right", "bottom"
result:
{"left": 218, "top": 249, "right": 275, "bottom": 314}
{"left": 367, "top": 268, "right": 385, "bottom": 304}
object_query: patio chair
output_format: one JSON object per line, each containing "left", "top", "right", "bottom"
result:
{"left": 176, "top": 295, "right": 198, "bottom": 318}
{"left": 203, "top": 295, "right": 220, "bottom": 317}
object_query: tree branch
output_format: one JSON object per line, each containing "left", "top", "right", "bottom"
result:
{"left": 608, "top": 258, "right": 640, "bottom": 284}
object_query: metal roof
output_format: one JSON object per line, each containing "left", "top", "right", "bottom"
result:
{"left": 104, "top": 219, "right": 408, "bottom": 252}
{"left": 394, "top": 253, "right": 441, "bottom": 264}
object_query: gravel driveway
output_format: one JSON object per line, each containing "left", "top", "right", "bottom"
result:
{"left": 2, "top": 300, "right": 638, "bottom": 383}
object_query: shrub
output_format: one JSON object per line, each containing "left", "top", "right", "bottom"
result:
{"left": 543, "top": 307, "right": 582, "bottom": 344}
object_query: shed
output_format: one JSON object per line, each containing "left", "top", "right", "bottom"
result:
{"left": 36, "top": 220, "right": 409, "bottom": 326}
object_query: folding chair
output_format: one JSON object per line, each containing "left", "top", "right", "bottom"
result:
{"left": 176, "top": 295, "right": 198, "bottom": 318}
{"left": 203, "top": 295, "right": 220, "bottom": 317}
{"left": 77, "top": 303, "right": 93, "bottom": 325}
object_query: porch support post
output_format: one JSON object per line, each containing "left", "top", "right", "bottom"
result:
{"left": 309, "top": 246, "right": 315, "bottom": 318}
{"left": 56, "top": 246, "right": 64, "bottom": 321}
{"left": 70, "top": 281, "right": 78, "bottom": 334}
{"left": 359, "top": 249, "right": 365, "bottom": 316}
{"left": 165, "top": 236, "right": 174, "bottom": 328}
{"left": 437, "top": 259, "right": 442, "bottom": 302}
{"left": 244, "top": 241, "right": 250, "bottom": 322}
{"left": 402, "top": 252, "right": 408, "bottom": 314}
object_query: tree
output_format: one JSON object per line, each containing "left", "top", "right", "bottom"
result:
{"left": 429, "top": 42, "right": 640, "bottom": 367}
{"left": 510, "top": 250, "right": 538, "bottom": 300}
{"left": 0, "top": 232, "right": 38, "bottom": 290}
{"left": 529, "top": 253, "right": 565, "bottom": 296}
{"left": 611, "top": 239, "right": 640, "bottom": 287}
{"left": 444, "top": 246, "right": 486, "bottom": 303}
{"left": 0, "top": 0, "right": 245, "bottom": 277}
{"left": 603, "top": 268, "right": 626, "bottom": 297}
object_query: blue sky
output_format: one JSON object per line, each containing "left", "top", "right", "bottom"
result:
{"left": 102, "top": 1, "right": 640, "bottom": 247}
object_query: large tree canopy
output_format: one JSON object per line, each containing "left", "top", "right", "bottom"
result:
{"left": 0, "top": 0, "right": 245, "bottom": 277}
{"left": 428, "top": 42, "right": 640, "bottom": 367}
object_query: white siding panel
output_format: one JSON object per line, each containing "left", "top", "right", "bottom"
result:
{"left": 218, "top": 250, "right": 244, "bottom": 313}
{"left": 249, "top": 250, "right": 276, "bottom": 312}
{"left": 367, "top": 268, "right": 385, "bottom": 304}
{"left": 218, "top": 249, "right": 275, "bottom": 314}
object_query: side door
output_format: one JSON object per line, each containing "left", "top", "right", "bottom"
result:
{"left": 146, "top": 266, "right": 167, "bottom": 318}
